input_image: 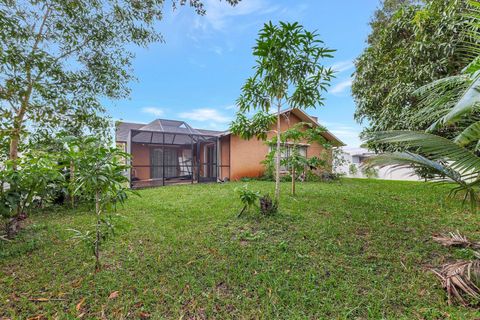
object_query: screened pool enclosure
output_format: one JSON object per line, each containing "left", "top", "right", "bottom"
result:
{"left": 121, "top": 119, "right": 230, "bottom": 188}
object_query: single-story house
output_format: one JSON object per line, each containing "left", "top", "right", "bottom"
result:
{"left": 116, "top": 108, "right": 344, "bottom": 188}
{"left": 334, "top": 147, "right": 422, "bottom": 181}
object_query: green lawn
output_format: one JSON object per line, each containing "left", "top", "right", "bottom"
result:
{"left": 1, "top": 179, "right": 480, "bottom": 319}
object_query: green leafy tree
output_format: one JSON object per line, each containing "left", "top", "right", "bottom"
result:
{"left": 230, "top": 21, "right": 334, "bottom": 205}
{"left": 268, "top": 122, "right": 329, "bottom": 195}
{"left": 353, "top": 0, "right": 467, "bottom": 137}
{"left": 365, "top": 1, "right": 480, "bottom": 212}
{"left": 72, "top": 138, "right": 132, "bottom": 270}
{"left": 0, "top": 150, "right": 63, "bottom": 238}
{"left": 0, "top": 0, "right": 239, "bottom": 165}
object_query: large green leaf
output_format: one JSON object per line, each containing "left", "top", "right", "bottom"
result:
{"left": 441, "top": 71, "right": 480, "bottom": 125}
{"left": 454, "top": 120, "right": 480, "bottom": 147}
{"left": 364, "top": 152, "right": 464, "bottom": 183}
{"left": 368, "top": 131, "right": 480, "bottom": 174}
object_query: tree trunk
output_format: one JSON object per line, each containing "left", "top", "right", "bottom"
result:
{"left": 95, "top": 190, "right": 101, "bottom": 271}
{"left": 8, "top": 5, "right": 51, "bottom": 165}
{"left": 70, "top": 161, "right": 75, "bottom": 208}
{"left": 9, "top": 101, "right": 28, "bottom": 167}
{"left": 237, "top": 205, "right": 247, "bottom": 217}
{"left": 274, "top": 103, "right": 281, "bottom": 205}
{"left": 291, "top": 166, "right": 295, "bottom": 195}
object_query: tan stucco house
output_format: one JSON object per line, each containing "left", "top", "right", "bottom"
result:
{"left": 116, "top": 108, "right": 344, "bottom": 188}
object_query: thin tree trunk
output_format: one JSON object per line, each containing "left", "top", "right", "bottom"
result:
{"left": 291, "top": 166, "right": 295, "bottom": 195}
{"left": 8, "top": 5, "right": 51, "bottom": 166}
{"left": 95, "top": 190, "right": 101, "bottom": 271}
{"left": 237, "top": 205, "right": 247, "bottom": 217}
{"left": 70, "top": 161, "right": 75, "bottom": 208}
{"left": 9, "top": 100, "right": 28, "bottom": 166}
{"left": 274, "top": 102, "right": 281, "bottom": 205}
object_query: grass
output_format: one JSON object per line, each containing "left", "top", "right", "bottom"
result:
{"left": 1, "top": 178, "right": 480, "bottom": 319}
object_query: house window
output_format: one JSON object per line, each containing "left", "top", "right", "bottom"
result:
{"left": 271, "top": 144, "right": 307, "bottom": 171}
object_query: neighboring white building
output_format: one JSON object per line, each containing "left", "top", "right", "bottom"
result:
{"left": 335, "top": 147, "right": 421, "bottom": 181}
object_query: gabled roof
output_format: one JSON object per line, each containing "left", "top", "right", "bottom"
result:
{"left": 220, "top": 108, "right": 345, "bottom": 146}
{"left": 116, "top": 122, "right": 144, "bottom": 142}
{"left": 115, "top": 109, "right": 345, "bottom": 146}
{"left": 280, "top": 108, "right": 345, "bottom": 146}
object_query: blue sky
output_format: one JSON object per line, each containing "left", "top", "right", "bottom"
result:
{"left": 107, "top": 0, "right": 380, "bottom": 147}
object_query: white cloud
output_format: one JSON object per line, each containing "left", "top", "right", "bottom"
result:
{"left": 142, "top": 107, "right": 165, "bottom": 117}
{"left": 195, "top": 0, "right": 279, "bottom": 31}
{"left": 224, "top": 104, "right": 237, "bottom": 110}
{"left": 187, "top": 57, "right": 207, "bottom": 68}
{"left": 331, "top": 60, "right": 354, "bottom": 73}
{"left": 179, "top": 108, "right": 231, "bottom": 123}
{"left": 330, "top": 78, "right": 353, "bottom": 95}
{"left": 320, "top": 120, "right": 362, "bottom": 147}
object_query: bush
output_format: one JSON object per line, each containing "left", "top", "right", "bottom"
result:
{"left": 320, "top": 172, "right": 341, "bottom": 182}
{"left": 362, "top": 166, "right": 379, "bottom": 179}
{"left": 235, "top": 185, "right": 260, "bottom": 217}
{"left": 348, "top": 164, "right": 358, "bottom": 175}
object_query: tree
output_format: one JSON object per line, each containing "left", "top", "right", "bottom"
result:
{"left": 353, "top": 0, "right": 467, "bottom": 137}
{"left": 0, "top": 0, "right": 239, "bottom": 165}
{"left": 269, "top": 122, "right": 329, "bottom": 195}
{"left": 72, "top": 137, "right": 131, "bottom": 271}
{"left": 230, "top": 21, "right": 334, "bottom": 205}
{"left": 365, "top": 1, "right": 480, "bottom": 211}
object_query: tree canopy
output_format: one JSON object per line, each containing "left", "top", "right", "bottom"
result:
{"left": 230, "top": 21, "right": 334, "bottom": 204}
{"left": 0, "top": 0, "right": 239, "bottom": 162}
{"left": 352, "top": 0, "right": 466, "bottom": 135}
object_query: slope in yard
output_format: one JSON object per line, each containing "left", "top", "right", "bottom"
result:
{"left": 1, "top": 179, "right": 479, "bottom": 319}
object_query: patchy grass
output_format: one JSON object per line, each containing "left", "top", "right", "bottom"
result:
{"left": 1, "top": 179, "right": 480, "bottom": 319}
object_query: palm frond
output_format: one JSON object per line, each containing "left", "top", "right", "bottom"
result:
{"left": 454, "top": 120, "right": 480, "bottom": 147}
{"left": 432, "top": 260, "right": 480, "bottom": 306}
{"left": 440, "top": 71, "right": 480, "bottom": 126}
{"left": 364, "top": 152, "right": 464, "bottom": 183}
{"left": 433, "top": 231, "right": 480, "bottom": 249}
{"left": 367, "top": 131, "right": 480, "bottom": 174}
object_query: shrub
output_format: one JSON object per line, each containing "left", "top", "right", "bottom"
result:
{"left": 348, "top": 164, "right": 358, "bottom": 175}
{"left": 320, "top": 172, "right": 341, "bottom": 182}
{"left": 235, "top": 185, "right": 260, "bottom": 217}
{"left": 362, "top": 166, "right": 379, "bottom": 179}
{"left": 0, "top": 150, "right": 63, "bottom": 238}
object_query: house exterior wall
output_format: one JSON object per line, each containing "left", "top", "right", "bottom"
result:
{"left": 219, "top": 136, "right": 231, "bottom": 180}
{"left": 131, "top": 143, "right": 151, "bottom": 180}
{"left": 334, "top": 149, "right": 422, "bottom": 181}
{"left": 227, "top": 112, "right": 331, "bottom": 180}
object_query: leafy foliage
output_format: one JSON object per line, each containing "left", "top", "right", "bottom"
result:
{"left": 235, "top": 185, "right": 260, "bottom": 217}
{"left": 72, "top": 137, "right": 132, "bottom": 270}
{"left": 230, "top": 21, "right": 334, "bottom": 205}
{"left": 262, "top": 122, "right": 331, "bottom": 193}
{"left": 0, "top": 150, "right": 63, "bottom": 238}
{"left": 0, "top": 0, "right": 239, "bottom": 162}
{"left": 353, "top": 0, "right": 467, "bottom": 136}
{"left": 363, "top": 2, "right": 480, "bottom": 214}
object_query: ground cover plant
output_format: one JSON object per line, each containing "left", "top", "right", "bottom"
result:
{"left": 1, "top": 179, "right": 480, "bottom": 319}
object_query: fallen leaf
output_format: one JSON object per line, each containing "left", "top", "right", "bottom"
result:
{"left": 108, "top": 291, "right": 119, "bottom": 299}
{"left": 76, "top": 297, "right": 86, "bottom": 311}
{"left": 139, "top": 312, "right": 151, "bottom": 319}
{"left": 29, "top": 298, "right": 49, "bottom": 302}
